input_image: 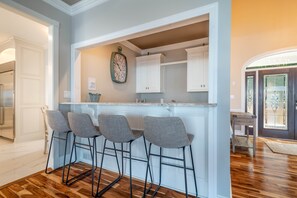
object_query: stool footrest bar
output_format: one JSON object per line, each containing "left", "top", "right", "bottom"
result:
{"left": 66, "top": 169, "right": 92, "bottom": 186}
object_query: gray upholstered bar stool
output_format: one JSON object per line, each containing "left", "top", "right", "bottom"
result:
{"left": 45, "top": 110, "right": 77, "bottom": 183}
{"left": 66, "top": 112, "right": 101, "bottom": 196}
{"left": 96, "top": 114, "right": 152, "bottom": 198}
{"left": 143, "top": 116, "right": 198, "bottom": 198}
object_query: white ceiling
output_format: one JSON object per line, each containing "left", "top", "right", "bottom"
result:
{"left": 0, "top": 6, "right": 48, "bottom": 47}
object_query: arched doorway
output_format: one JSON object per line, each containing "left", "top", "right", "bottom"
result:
{"left": 245, "top": 51, "right": 297, "bottom": 139}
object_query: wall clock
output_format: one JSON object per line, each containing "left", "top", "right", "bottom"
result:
{"left": 110, "top": 46, "right": 128, "bottom": 83}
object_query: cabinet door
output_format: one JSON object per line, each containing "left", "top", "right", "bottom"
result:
{"left": 186, "top": 46, "right": 208, "bottom": 92}
{"left": 136, "top": 58, "right": 147, "bottom": 93}
{"left": 146, "top": 57, "right": 161, "bottom": 92}
{"left": 136, "top": 54, "right": 162, "bottom": 93}
{"left": 203, "top": 51, "right": 209, "bottom": 90}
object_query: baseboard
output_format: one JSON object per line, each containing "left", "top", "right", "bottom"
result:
{"left": 217, "top": 195, "right": 230, "bottom": 198}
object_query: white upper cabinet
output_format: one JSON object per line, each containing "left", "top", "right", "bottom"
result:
{"left": 186, "top": 46, "right": 209, "bottom": 92}
{"left": 136, "top": 54, "right": 163, "bottom": 93}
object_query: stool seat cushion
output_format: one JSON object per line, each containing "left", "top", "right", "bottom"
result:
{"left": 46, "top": 110, "right": 71, "bottom": 133}
{"left": 68, "top": 112, "right": 101, "bottom": 138}
{"left": 144, "top": 116, "right": 194, "bottom": 148}
{"left": 99, "top": 114, "right": 142, "bottom": 143}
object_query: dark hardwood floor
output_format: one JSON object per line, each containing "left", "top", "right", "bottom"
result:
{"left": 2, "top": 137, "right": 297, "bottom": 198}
{"left": 231, "top": 137, "right": 297, "bottom": 198}
{"left": 0, "top": 163, "right": 194, "bottom": 198}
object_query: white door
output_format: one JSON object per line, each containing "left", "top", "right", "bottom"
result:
{"left": 15, "top": 40, "right": 45, "bottom": 142}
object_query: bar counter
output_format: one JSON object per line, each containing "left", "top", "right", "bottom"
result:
{"left": 59, "top": 102, "right": 216, "bottom": 197}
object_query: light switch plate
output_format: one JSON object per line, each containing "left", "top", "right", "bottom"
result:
{"left": 64, "top": 91, "right": 71, "bottom": 99}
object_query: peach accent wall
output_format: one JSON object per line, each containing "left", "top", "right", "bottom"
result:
{"left": 231, "top": 0, "right": 297, "bottom": 110}
{"left": 81, "top": 44, "right": 137, "bottom": 102}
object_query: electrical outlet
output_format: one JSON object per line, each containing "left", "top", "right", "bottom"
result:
{"left": 64, "top": 91, "right": 71, "bottom": 99}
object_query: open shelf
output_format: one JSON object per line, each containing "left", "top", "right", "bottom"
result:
{"left": 160, "top": 60, "right": 187, "bottom": 66}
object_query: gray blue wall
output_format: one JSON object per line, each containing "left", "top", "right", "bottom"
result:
{"left": 1, "top": 0, "right": 231, "bottom": 197}
{"left": 2, "top": 0, "right": 72, "bottom": 102}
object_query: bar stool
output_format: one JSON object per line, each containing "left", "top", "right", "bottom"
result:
{"left": 66, "top": 112, "right": 101, "bottom": 196}
{"left": 96, "top": 114, "right": 152, "bottom": 198}
{"left": 41, "top": 105, "right": 49, "bottom": 154}
{"left": 143, "top": 116, "right": 198, "bottom": 198}
{"left": 45, "top": 110, "right": 77, "bottom": 183}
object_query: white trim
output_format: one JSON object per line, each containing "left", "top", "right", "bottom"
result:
{"left": 160, "top": 60, "right": 187, "bottom": 66}
{"left": 217, "top": 195, "right": 230, "bottom": 198}
{"left": 42, "top": 0, "right": 110, "bottom": 16}
{"left": 120, "top": 41, "right": 142, "bottom": 54}
{"left": 71, "top": 2, "right": 220, "bottom": 197}
{"left": 142, "top": 37, "right": 209, "bottom": 55}
{"left": 42, "top": 0, "right": 71, "bottom": 15}
{"left": 71, "top": 0, "right": 109, "bottom": 15}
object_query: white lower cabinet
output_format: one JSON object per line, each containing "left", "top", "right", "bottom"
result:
{"left": 136, "top": 54, "right": 163, "bottom": 93}
{"left": 186, "top": 46, "right": 209, "bottom": 92}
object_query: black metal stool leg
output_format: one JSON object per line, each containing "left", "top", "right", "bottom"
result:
{"left": 113, "top": 143, "right": 121, "bottom": 175}
{"left": 143, "top": 136, "right": 153, "bottom": 192}
{"left": 121, "top": 143, "right": 124, "bottom": 176}
{"left": 94, "top": 138, "right": 98, "bottom": 169}
{"left": 96, "top": 139, "right": 122, "bottom": 197}
{"left": 96, "top": 139, "right": 107, "bottom": 196}
{"left": 190, "top": 145, "right": 198, "bottom": 197}
{"left": 183, "top": 147, "right": 188, "bottom": 198}
{"left": 129, "top": 141, "right": 132, "bottom": 198}
{"left": 152, "top": 147, "right": 162, "bottom": 197}
{"left": 45, "top": 131, "right": 55, "bottom": 174}
{"left": 88, "top": 138, "right": 93, "bottom": 161}
{"left": 91, "top": 137, "right": 96, "bottom": 197}
{"left": 143, "top": 143, "right": 152, "bottom": 198}
{"left": 61, "top": 131, "right": 70, "bottom": 183}
{"left": 66, "top": 136, "right": 94, "bottom": 186}
{"left": 66, "top": 135, "right": 76, "bottom": 183}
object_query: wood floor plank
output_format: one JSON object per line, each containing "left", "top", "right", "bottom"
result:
{"left": 231, "top": 137, "right": 297, "bottom": 198}
{"left": 0, "top": 162, "right": 192, "bottom": 198}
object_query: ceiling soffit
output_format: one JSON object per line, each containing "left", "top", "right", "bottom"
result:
{"left": 128, "top": 21, "right": 209, "bottom": 50}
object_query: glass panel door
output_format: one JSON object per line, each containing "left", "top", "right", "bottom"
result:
{"left": 258, "top": 69, "right": 295, "bottom": 139}
{"left": 245, "top": 71, "right": 256, "bottom": 135}
{"left": 245, "top": 72, "right": 256, "bottom": 115}
{"left": 263, "top": 74, "right": 288, "bottom": 130}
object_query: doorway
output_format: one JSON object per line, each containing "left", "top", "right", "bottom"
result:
{"left": 245, "top": 67, "right": 297, "bottom": 140}
{"left": 258, "top": 68, "right": 296, "bottom": 139}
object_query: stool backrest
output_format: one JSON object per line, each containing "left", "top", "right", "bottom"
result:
{"left": 144, "top": 116, "right": 191, "bottom": 148}
{"left": 68, "top": 112, "right": 99, "bottom": 138}
{"left": 46, "top": 110, "right": 71, "bottom": 133}
{"left": 98, "top": 114, "right": 134, "bottom": 143}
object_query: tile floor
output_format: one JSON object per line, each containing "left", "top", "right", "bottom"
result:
{"left": 0, "top": 138, "right": 47, "bottom": 187}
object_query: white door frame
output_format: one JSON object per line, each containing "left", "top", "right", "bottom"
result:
{"left": 0, "top": 0, "right": 60, "bottom": 168}
{"left": 240, "top": 47, "right": 297, "bottom": 137}
{"left": 71, "top": 3, "right": 219, "bottom": 197}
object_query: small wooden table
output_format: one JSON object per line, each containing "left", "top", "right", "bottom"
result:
{"left": 231, "top": 112, "right": 257, "bottom": 156}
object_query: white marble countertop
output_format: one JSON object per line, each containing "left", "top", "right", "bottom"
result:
{"left": 60, "top": 102, "right": 217, "bottom": 107}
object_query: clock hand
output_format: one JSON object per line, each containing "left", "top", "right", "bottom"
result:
{"left": 116, "top": 63, "right": 122, "bottom": 71}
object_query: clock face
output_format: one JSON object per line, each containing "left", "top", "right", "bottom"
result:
{"left": 111, "top": 52, "right": 127, "bottom": 83}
